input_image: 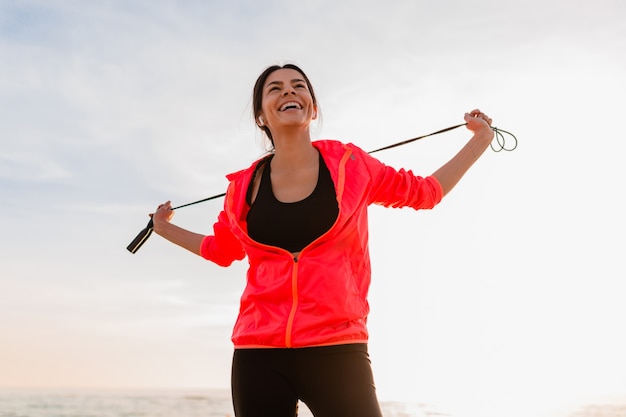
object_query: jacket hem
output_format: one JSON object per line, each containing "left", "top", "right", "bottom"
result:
{"left": 233, "top": 338, "right": 369, "bottom": 349}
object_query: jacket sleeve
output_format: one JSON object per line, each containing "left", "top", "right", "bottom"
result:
{"left": 199, "top": 210, "right": 246, "bottom": 267}
{"left": 356, "top": 147, "right": 443, "bottom": 209}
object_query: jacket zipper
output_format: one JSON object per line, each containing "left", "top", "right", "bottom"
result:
{"left": 284, "top": 255, "right": 299, "bottom": 347}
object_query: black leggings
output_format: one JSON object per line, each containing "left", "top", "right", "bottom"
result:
{"left": 231, "top": 343, "right": 383, "bottom": 417}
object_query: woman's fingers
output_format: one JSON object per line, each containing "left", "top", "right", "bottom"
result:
{"left": 468, "top": 109, "right": 492, "bottom": 126}
{"left": 150, "top": 201, "right": 173, "bottom": 220}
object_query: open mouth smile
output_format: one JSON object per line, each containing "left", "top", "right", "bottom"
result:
{"left": 279, "top": 102, "right": 303, "bottom": 111}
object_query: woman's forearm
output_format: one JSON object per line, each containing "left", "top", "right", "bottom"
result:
{"left": 432, "top": 125, "right": 494, "bottom": 196}
{"left": 153, "top": 220, "right": 205, "bottom": 256}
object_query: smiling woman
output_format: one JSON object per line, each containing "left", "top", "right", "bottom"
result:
{"left": 148, "top": 63, "right": 495, "bottom": 417}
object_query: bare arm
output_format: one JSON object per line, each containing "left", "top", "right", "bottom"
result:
{"left": 151, "top": 200, "right": 204, "bottom": 256}
{"left": 432, "top": 109, "right": 495, "bottom": 196}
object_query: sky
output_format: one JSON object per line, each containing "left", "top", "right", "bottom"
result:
{"left": 1, "top": 1, "right": 625, "bottom": 417}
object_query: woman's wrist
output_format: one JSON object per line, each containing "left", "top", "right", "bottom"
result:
{"left": 152, "top": 218, "right": 169, "bottom": 236}
{"left": 471, "top": 124, "right": 494, "bottom": 139}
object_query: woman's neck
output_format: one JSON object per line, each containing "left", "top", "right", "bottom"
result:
{"left": 270, "top": 130, "right": 318, "bottom": 171}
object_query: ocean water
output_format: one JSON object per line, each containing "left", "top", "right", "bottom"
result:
{"left": 0, "top": 388, "right": 442, "bottom": 417}
{"left": 0, "top": 389, "right": 233, "bottom": 417}
{"left": 2, "top": 389, "right": 624, "bottom": 417}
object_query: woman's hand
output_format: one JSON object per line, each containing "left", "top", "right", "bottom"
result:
{"left": 150, "top": 200, "right": 175, "bottom": 234}
{"left": 147, "top": 200, "right": 205, "bottom": 255}
{"left": 464, "top": 109, "right": 494, "bottom": 137}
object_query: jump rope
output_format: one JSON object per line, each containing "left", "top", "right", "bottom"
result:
{"left": 127, "top": 123, "right": 517, "bottom": 254}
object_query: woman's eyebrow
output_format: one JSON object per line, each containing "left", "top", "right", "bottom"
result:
{"left": 266, "top": 78, "right": 306, "bottom": 88}
{"left": 265, "top": 80, "right": 282, "bottom": 88}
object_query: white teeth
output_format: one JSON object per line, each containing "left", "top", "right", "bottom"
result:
{"left": 280, "top": 102, "right": 302, "bottom": 111}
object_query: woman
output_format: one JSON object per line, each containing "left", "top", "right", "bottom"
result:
{"left": 151, "top": 63, "right": 494, "bottom": 417}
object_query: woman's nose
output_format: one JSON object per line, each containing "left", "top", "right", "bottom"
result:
{"left": 282, "top": 85, "right": 296, "bottom": 95}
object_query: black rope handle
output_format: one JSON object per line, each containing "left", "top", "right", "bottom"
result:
{"left": 127, "top": 123, "right": 517, "bottom": 253}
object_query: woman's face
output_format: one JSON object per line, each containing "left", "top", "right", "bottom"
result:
{"left": 259, "top": 68, "right": 317, "bottom": 132}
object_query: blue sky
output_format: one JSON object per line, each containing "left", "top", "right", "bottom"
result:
{"left": 1, "top": 1, "right": 625, "bottom": 417}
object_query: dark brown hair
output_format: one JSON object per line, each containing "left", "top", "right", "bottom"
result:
{"left": 252, "top": 63, "right": 319, "bottom": 147}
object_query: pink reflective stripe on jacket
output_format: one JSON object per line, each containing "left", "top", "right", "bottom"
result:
{"left": 200, "top": 140, "right": 443, "bottom": 348}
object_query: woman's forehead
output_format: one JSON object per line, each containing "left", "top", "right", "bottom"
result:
{"left": 265, "top": 68, "right": 304, "bottom": 85}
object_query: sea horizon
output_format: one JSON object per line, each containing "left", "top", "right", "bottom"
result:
{"left": 0, "top": 386, "right": 624, "bottom": 417}
{"left": 0, "top": 386, "right": 448, "bottom": 417}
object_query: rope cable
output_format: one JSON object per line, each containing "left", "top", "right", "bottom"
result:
{"left": 127, "top": 123, "right": 517, "bottom": 253}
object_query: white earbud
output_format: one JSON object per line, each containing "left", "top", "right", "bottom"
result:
{"left": 258, "top": 116, "right": 265, "bottom": 127}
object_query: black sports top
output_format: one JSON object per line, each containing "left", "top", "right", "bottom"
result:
{"left": 246, "top": 153, "right": 339, "bottom": 253}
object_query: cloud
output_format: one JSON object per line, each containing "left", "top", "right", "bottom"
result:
{"left": 0, "top": 152, "right": 70, "bottom": 181}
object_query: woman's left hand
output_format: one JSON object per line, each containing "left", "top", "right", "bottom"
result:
{"left": 464, "top": 109, "right": 493, "bottom": 134}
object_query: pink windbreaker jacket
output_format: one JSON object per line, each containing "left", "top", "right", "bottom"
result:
{"left": 199, "top": 140, "right": 443, "bottom": 348}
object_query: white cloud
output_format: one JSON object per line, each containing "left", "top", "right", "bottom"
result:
{"left": 0, "top": 152, "right": 70, "bottom": 181}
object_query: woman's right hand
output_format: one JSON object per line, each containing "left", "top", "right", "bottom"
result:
{"left": 150, "top": 200, "right": 175, "bottom": 233}
{"left": 147, "top": 200, "right": 205, "bottom": 255}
